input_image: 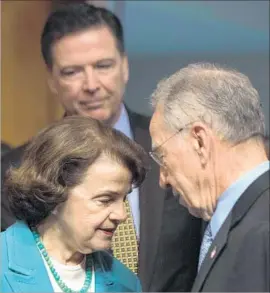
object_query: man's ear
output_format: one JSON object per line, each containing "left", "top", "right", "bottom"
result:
{"left": 191, "top": 122, "right": 211, "bottom": 166}
{"left": 122, "top": 54, "right": 129, "bottom": 83}
{"left": 47, "top": 72, "right": 58, "bottom": 95}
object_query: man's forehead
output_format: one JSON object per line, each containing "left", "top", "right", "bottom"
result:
{"left": 150, "top": 106, "right": 167, "bottom": 131}
{"left": 150, "top": 109, "right": 166, "bottom": 146}
{"left": 51, "top": 27, "right": 119, "bottom": 58}
{"left": 150, "top": 110, "right": 160, "bottom": 134}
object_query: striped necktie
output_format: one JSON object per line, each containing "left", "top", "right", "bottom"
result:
{"left": 198, "top": 223, "right": 213, "bottom": 271}
{"left": 111, "top": 200, "right": 139, "bottom": 274}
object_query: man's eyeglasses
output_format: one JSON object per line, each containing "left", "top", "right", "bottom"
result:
{"left": 149, "top": 127, "right": 185, "bottom": 166}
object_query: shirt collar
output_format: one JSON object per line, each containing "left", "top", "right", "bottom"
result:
{"left": 210, "top": 160, "right": 270, "bottom": 238}
{"left": 113, "top": 104, "right": 133, "bottom": 139}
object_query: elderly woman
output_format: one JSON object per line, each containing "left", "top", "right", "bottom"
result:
{"left": 1, "top": 116, "right": 147, "bottom": 293}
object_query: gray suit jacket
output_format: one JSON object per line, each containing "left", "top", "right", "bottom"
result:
{"left": 1, "top": 110, "right": 202, "bottom": 292}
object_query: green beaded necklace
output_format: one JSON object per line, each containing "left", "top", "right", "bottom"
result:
{"left": 32, "top": 229, "right": 93, "bottom": 293}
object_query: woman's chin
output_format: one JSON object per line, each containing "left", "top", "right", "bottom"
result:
{"left": 91, "top": 241, "right": 112, "bottom": 252}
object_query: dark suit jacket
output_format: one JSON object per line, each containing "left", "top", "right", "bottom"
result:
{"left": 1, "top": 110, "right": 202, "bottom": 292}
{"left": 192, "top": 170, "right": 270, "bottom": 292}
{"left": 1, "top": 142, "right": 12, "bottom": 157}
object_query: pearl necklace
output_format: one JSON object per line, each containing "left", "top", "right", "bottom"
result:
{"left": 32, "top": 229, "right": 92, "bottom": 293}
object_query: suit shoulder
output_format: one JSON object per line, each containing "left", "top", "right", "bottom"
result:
{"left": 1, "top": 230, "right": 9, "bottom": 267}
{"left": 129, "top": 111, "right": 150, "bottom": 129}
{"left": 1, "top": 228, "right": 15, "bottom": 292}
{"left": 249, "top": 186, "right": 269, "bottom": 218}
{"left": 1, "top": 229, "right": 7, "bottom": 245}
{"left": 1, "top": 223, "right": 17, "bottom": 245}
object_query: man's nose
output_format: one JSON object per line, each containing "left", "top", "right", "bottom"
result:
{"left": 83, "top": 68, "right": 99, "bottom": 92}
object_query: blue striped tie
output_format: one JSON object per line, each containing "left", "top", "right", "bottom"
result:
{"left": 198, "top": 224, "right": 213, "bottom": 271}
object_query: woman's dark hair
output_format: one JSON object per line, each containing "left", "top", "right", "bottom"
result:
{"left": 5, "top": 116, "right": 147, "bottom": 227}
{"left": 41, "top": 2, "right": 125, "bottom": 69}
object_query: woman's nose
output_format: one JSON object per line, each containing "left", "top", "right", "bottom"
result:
{"left": 110, "top": 202, "right": 128, "bottom": 224}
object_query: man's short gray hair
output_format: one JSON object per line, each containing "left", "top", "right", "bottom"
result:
{"left": 151, "top": 62, "right": 265, "bottom": 144}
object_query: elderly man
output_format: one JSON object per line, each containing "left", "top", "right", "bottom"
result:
{"left": 149, "top": 62, "right": 269, "bottom": 292}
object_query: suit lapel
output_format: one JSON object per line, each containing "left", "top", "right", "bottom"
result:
{"left": 192, "top": 170, "right": 270, "bottom": 292}
{"left": 94, "top": 262, "right": 116, "bottom": 292}
{"left": 127, "top": 109, "right": 164, "bottom": 290}
{"left": 230, "top": 170, "right": 270, "bottom": 229}
{"left": 4, "top": 222, "right": 53, "bottom": 293}
{"left": 192, "top": 214, "right": 231, "bottom": 292}
{"left": 93, "top": 251, "right": 136, "bottom": 292}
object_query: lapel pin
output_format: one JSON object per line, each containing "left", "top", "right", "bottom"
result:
{"left": 210, "top": 246, "right": 217, "bottom": 259}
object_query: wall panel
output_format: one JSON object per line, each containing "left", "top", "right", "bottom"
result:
{"left": 1, "top": 0, "right": 62, "bottom": 146}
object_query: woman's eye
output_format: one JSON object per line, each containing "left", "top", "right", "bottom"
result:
{"left": 97, "top": 198, "right": 113, "bottom": 205}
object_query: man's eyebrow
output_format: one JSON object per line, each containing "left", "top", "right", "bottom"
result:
{"left": 95, "top": 58, "right": 115, "bottom": 64}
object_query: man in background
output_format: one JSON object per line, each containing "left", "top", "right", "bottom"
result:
{"left": 149, "top": 62, "right": 269, "bottom": 291}
{"left": 1, "top": 3, "right": 202, "bottom": 291}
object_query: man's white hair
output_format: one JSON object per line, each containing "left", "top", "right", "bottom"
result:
{"left": 151, "top": 62, "right": 265, "bottom": 143}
